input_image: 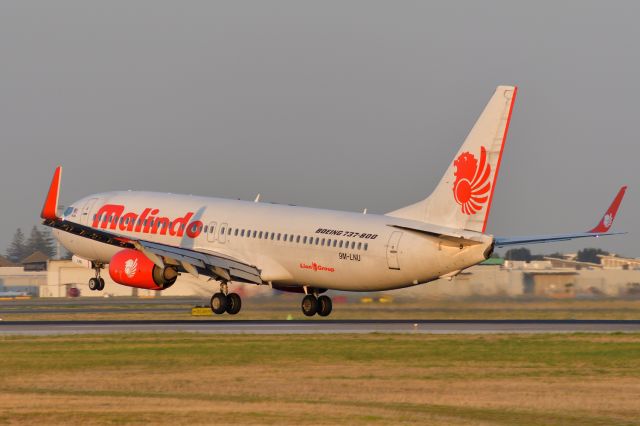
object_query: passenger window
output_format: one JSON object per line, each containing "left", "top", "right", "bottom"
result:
{"left": 259, "top": 231, "right": 263, "bottom": 239}
{"left": 357, "top": 242, "right": 362, "bottom": 250}
{"left": 339, "top": 241, "right": 343, "bottom": 248}
{"left": 234, "top": 229, "right": 239, "bottom": 236}
{"left": 204, "top": 225, "right": 208, "bottom": 233}
{"left": 278, "top": 233, "right": 282, "bottom": 241}
{"left": 351, "top": 241, "right": 355, "bottom": 249}
{"left": 314, "top": 237, "right": 319, "bottom": 245}
{"left": 333, "top": 240, "right": 337, "bottom": 247}
{"left": 303, "top": 236, "right": 307, "bottom": 244}
{"left": 270, "top": 233, "right": 274, "bottom": 240}
{"left": 321, "top": 238, "right": 325, "bottom": 246}
{"left": 290, "top": 235, "right": 294, "bottom": 242}
{"left": 296, "top": 236, "right": 301, "bottom": 243}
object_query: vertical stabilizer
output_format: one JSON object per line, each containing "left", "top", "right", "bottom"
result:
{"left": 387, "top": 86, "right": 517, "bottom": 232}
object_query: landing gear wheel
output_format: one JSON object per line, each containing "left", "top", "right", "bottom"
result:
{"left": 210, "top": 292, "right": 228, "bottom": 315}
{"left": 88, "top": 278, "right": 99, "bottom": 291}
{"left": 226, "top": 293, "right": 242, "bottom": 315}
{"left": 301, "top": 295, "right": 318, "bottom": 317}
{"left": 317, "top": 295, "right": 333, "bottom": 317}
{"left": 97, "top": 278, "right": 105, "bottom": 291}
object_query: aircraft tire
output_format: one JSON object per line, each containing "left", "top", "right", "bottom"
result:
{"left": 301, "top": 295, "right": 318, "bottom": 317}
{"left": 97, "top": 278, "right": 105, "bottom": 291}
{"left": 210, "top": 292, "right": 227, "bottom": 314}
{"left": 226, "top": 293, "right": 242, "bottom": 315}
{"left": 88, "top": 278, "right": 99, "bottom": 291}
{"left": 317, "top": 295, "right": 332, "bottom": 317}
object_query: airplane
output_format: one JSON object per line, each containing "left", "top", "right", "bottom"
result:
{"left": 40, "top": 86, "right": 627, "bottom": 316}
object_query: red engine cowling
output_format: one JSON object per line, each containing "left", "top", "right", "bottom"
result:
{"left": 109, "top": 249, "right": 178, "bottom": 290}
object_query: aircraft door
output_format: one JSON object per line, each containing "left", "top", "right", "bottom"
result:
{"left": 207, "top": 222, "right": 217, "bottom": 243}
{"left": 80, "top": 198, "right": 98, "bottom": 225}
{"left": 386, "top": 231, "right": 402, "bottom": 270}
{"left": 219, "top": 223, "right": 228, "bottom": 244}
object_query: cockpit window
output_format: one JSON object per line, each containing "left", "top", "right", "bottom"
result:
{"left": 63, "top": 207, "right": 74, "bottom": 217}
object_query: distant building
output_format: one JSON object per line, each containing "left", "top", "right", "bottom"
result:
{"left": 599, "top": 255, "right": 640, "bottom": 270}
{"left": 0, "top": 255, "right": 17, "bottom": 268}
{"left": 2, "top": 254, "right": 640, "bottom": 299}
{"left": 21, "top": 251, "right": 49, "bottom": 272}
{"left": 544, "top": 257, "right": 602, "bottom": 270}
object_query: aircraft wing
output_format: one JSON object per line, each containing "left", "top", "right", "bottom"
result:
{"left": 43, "top": 217, "right": 263, "bottom": 284}
{"left": 494, "top": 186, "right": 627, "bottom": 248}
{"left": 41, "top": 167, "right": 262, "bottom": 285}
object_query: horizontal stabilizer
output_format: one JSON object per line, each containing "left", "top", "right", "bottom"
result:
{"left": 494, "top": 186, "right": 627, "bottom": 247}
{"left": 494, "top": 231, "right": 626, "bottom": 247}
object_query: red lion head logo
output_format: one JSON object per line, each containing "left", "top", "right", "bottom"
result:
{"left": 452, "top": 146, "right": 492, "bottom": 215}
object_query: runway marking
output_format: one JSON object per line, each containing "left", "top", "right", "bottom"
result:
{"left": 1, "top": 320, "right": 640, "bottom": 335}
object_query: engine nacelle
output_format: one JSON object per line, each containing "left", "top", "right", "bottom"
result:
{"left": 109, "top": 249, "right": 178, "bottom": 290}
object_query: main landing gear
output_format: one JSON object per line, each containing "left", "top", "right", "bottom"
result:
{"left": 301, "top": 294, "right": 332, "bottom": 317}
{"left": 210, "top": 282, "right": 242, "bottom": 315}
{"left": 88, "top": 263, "right": 105, "bottom": 291}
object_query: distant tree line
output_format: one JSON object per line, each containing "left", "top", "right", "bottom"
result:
{"left": 5, "top": 226, "right": 57, "bottom": 262}
{"left": 502, "top": 247, "right": 611, "bottom": 264}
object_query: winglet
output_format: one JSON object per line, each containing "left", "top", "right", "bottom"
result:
{"left": 589, "top": 185, "right": 627, "bottom": 233}
{"left": 41, "top": 166, "right": 62, "bottom": 220}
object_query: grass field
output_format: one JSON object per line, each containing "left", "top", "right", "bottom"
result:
{"left": 1, "top": 333, "right": 640, "bottom": 425}
{"left": 1, "top": 297, "right": 640, "bottom": 321}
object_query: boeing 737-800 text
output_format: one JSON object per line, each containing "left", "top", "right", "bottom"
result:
{"left": 41, "top": 86, "right": 627, "bottom": 316}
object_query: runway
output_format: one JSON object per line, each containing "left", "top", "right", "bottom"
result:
{"left": 1, "top": 319, "right": 640, "bottom": 335}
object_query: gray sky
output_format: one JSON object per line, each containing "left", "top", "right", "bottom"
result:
{"left": 0, "top": 1, "right": 637, "bottom": 256}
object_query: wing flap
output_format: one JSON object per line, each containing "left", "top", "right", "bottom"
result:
{"left": 137, "top": 240, "right": 262, "bottom": 284}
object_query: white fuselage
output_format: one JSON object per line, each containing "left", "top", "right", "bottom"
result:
{"left": 54, "top": 191, "right": 493, "bottom": 292}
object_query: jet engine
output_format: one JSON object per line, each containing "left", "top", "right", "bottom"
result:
{"left": 109, "top": 249, "right": 178, "bottom": 290}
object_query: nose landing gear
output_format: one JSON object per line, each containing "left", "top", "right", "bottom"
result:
{"left": 88, "top": 263, "right": 105, "bottom": 291}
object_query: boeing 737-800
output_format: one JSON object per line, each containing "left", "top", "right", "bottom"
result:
{"left": 41, "top": 86, "right": 627, "bottom": 316}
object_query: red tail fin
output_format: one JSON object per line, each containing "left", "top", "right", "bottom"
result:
{"left": 589, "top": 186, "right": 627, "bottom": 233}
{"left": 41, "top": 166, "right": 62, "bottom": 220}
